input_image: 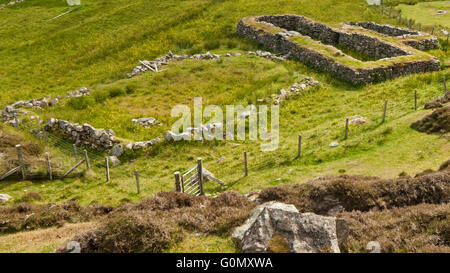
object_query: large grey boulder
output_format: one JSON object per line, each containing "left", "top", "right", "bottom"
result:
{"left": 232, "top": 202, "right": 347, "bottom": 253}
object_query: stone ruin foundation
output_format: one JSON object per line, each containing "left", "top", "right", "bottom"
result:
{"left": 237, "top": 15, "right": 441, "bottom": 84}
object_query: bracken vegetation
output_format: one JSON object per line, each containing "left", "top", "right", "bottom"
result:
{"left": 0, "top": 0, "right": 449, "bottom": 252}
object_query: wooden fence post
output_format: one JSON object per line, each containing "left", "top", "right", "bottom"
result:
{"left": 174, "top": 171, "right": 181, "bottom": 192}
{"left": 444, "top": 77, "right": 447, "bottom": 94}
{"left": 43, "top": 130, "right": 47, "bottom": 145}
{"left": 14, "top": 116, "right": 19, "bottom": 129}
{"left": 45, "top": 152, "right": 52, "bottom": 180}
{"left": 382, "top": 100, "right": 388, "bottom": 123}
{"left": 197, "top": 158, "right": 204, "bottom": 195}
{"left": 15, "top": 144, "right": 26, "bottom": 180}
{"left": 105, "top": 157, "right": 110, "bottom": 182}
{"left": 243, "top": 151, "right": 248, "bottom": 176}
{"left": 83, "top": 150, "right": 90, "bottom": 170}
{"left": 431, "top": 26, "right": 434, "bottom": 35}
{"left": 414, "top": 90, "right": 418, "bottom": 110}
{"left": 297, "top": 135, "right": 302, "bottom": 158}
{"left": 135, "top": 171, "right": 140, "bottom": 194}
{"left": 73, "top": 144, "right": 78, "bottom": 161}
{"left": 61, "top": 159, "right": 86, "bottom": 179}
{"left": 345, "top": 118, "right": 349, "bottom": 139}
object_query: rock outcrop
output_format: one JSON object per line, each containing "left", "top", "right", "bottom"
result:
{"left": 232, "top": 202, "right": 347, "bottom": 253}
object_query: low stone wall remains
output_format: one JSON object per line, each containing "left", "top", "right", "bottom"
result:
{"left": 237, "top": 15, "right": 441, "bottom": 84}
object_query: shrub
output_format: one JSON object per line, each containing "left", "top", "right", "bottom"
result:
{"left": 108, "top": 87, "right": 126, "bottom": 98}
{"left": 20, "top": 192, "right": 43, "bottom": 202}
{"left": 93, "top": 90, "right": 109, "bottom": 103}
{"left": 67, "top": 96, "right": 92, "bottom": 110}
{"left": 125, "top": 84, "right": 137, "bottom": 94}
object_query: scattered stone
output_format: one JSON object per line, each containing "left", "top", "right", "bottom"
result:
{"left": 125, "top": 142, "right": 133, "bottom": 150}
{"left": 2, "top": 87, "right": 88, "bottom": 124}
{"left": 111, "top": 144, "right": 123, "bottom": 157}
{"left": 57, "top": 241, "right": 81, "bottom": 253}
{"left": 128, "top": 49, "right": 289, "bottom": 78}
{"left": 273, "top": 77, "right": 319, "bottom": 105}
{"left": 66, "top": 87, "right": 90, "bottom": 98}
{"left": 108, "top": 156, "right": 120, "bottom": 166}
{"left": 164, "top": 130, "right": 190, "bottom": 142}
{"left": 329, "top": 142, "right": 339, "bottom": 147}
{"left": 0, "top": 194, "right": 12, "bottom": 203}
{"left": 245, "top": 190, "right": 261, "bottom": 202}
{"left": 366, "top": 0, "right": 381, "bottom": 5}
{"left": 232, "top": 201, "right": 347, "bottom": 253}
{"left": 132, "top": 117, "right": 160, "bottom": 128}
{"left": 349, "top": 115, "right": 368, "bottom": 125}
{"left": 1, "top": 0, "right": 25, "bottom": 9}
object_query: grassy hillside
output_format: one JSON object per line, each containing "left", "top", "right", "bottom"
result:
{"left": 397, "top": 1, "right": 450, "bottom": 28}
{"left": 0, "top": 0, "right": 448, "bottom": 208}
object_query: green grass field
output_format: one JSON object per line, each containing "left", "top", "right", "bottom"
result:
{"left": 397, "top": 1, "right": 450, "bottom": 28}
{"left": 0, "top": 0, "right": 449, "bottom": 252}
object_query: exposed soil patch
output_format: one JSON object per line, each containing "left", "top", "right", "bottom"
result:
{"left": 411, "top": 105, "right": 450, "bottom": 134}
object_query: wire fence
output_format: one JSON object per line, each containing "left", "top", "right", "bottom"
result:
{"left": 378, "top": 2, "right": 449, "bottom": 42}
{"left": 2, "top": 119, "right": 166, "bottom": 195}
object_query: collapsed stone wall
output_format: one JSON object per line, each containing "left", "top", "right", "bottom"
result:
{"left": 0, "top": 0, "right": 25, "bottom": 9}
{"left": 128, "top": 50, "right": 286, "bottom": 77}
{"left": 44, "top": 118, "right": 119, "bottom": 151}
{"left": 2, "top": 87, "right": 90, "bottom": 125}
{"left": 237, "top": 15, "right": 441, "bottom": 85}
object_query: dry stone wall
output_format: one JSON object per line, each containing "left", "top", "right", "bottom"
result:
{"left": 349, "top": 22, "right": 439, "bottom": 50}
{"left": 45, "top": 118, "right": 119, "bottom": 151}
{"left": 237, "top": 15, "right": 441, "bottom": 84}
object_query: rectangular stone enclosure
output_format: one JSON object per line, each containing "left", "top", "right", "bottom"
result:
{"left": 237, "top": 15, "right": 440, "bottom": 84}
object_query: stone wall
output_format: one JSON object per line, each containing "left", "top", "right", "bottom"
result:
{"left": 257, "top": 15, "right": 409, "bottom": 60}
{"left": 45, "top": 118, "right": 119, "bottom": 151}
{"left": 1, "top": 87, "right": 90, "bottom": 125}
{"left": 237, "top": 15, "right": 441, "bottom": 85}
{"left": 349, "top": 22, "right": 439, "bottom": 50}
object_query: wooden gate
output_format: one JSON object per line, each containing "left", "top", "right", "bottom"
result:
{"left": 174, "top": 158, "right": 204, "bottom": 196}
